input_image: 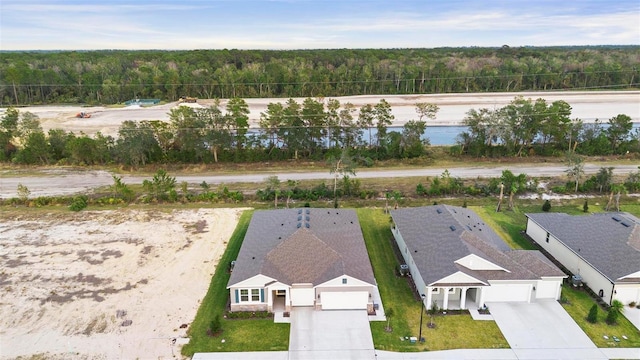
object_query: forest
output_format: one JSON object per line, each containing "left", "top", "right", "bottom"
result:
{"left": 1, "top": 46, "right": 639, "bottom": 105}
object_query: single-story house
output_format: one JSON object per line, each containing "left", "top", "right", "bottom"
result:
{"left": 525, "top": 212, "right": 640, "bottom": 305}
{"left": 391, "top": 205, "right": 566, "bottom": 310}
{"left": 227, "top": 208, "right": 377, "bottom": 313}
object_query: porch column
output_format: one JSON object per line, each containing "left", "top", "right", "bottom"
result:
{"left": 426, "top": 286, "right": 432, "bottom": 309}
{"left": 460, "top": 287, "right": 468, "bottom": 309}
{"left": 478, "top": 287, "right": 486, "bottom": 309}
{"left": 443, "top": 288, "right": 450, "bottom": 310}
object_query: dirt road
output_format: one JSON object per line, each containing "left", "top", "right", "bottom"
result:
{"left": 1, "top": 163, "right": 638, "bottom": 199}
{"left": 7, "top": 90, "right": 640, "bottom": 137}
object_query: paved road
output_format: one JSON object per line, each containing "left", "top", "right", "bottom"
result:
{"left": 1, "top": 163, "right": 638, "bottom": 199}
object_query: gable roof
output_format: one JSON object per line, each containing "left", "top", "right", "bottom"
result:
{"left": 391, "top": 205, "right": 565, "bottom": 285}
{"left": 526, "top": 212, "right": 640, "bottom": 282}
{"left": 228, "top": 208, "right": 375, "bottom": 287}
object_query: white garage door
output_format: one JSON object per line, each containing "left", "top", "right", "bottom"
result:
{"left": 291, "top": 288, "right": 315, "bottom": 306}
{"left": 614, "top": 287, "right": 640, "bottom": 304}
{"left": 483, "top": 284, "right": 530, "bottom": 302}
{"left": 536, "top": 280, "right": 559, "bottom": 299}
{"left": 321, "top": 291, "right": 368, "bottom": 310}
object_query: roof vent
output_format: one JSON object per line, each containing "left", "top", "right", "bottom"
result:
{"left": 305, "top": 222, "right": 310, "bottom": 228}
{"left": 621, "top": 222, "right": 630, "bottom": 227}
{"left": 297, "top": 215, "right": 302, "bottom": 221}
{"left": 612, "top": 216, "right": 621, "bottom": 222}
{"left": 466, "top": 225, "right": 472, "bottom": 231}
{"left": 436, "top": 209, "right": 442, "bottom": 214}
{"left": 452, "top": 209, "right": 457, "bottom": 213}
{"left": 450, "top": 225, "right": 456, "bottom": 231}
{"left": 297, "top": 222, "right": 301, "bottom": 228}
{"left": 306, "top": 209, "right": 310, "bottom": 214}
{"left": 298, "top": 209, "right": 302, "bottom": 214}
{"left": 305, "top": 215, "right": 310, "bottom": 221}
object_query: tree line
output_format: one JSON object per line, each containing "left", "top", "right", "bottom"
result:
{"left": 1, "top": 96, "right": 638, "bottom": 165}
{"left": 2, "top": 46, "right": 639, "bottom": 105}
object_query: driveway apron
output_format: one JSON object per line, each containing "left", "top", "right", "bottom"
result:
{"left": 289, "top": 307, "right": 375, "bottom": 359}
{"left": 488, "top": 300, "right": 609, "bottom": 360}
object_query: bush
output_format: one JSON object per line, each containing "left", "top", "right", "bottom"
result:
{"left": 207, "top": 314, "right": 222, "bottom": 336}
{"left": 542, "top": 200, "right": 551, "bottom": 212}
{"left": 629, "top": 301, "right": 637, "bottom": 308}
{"left": 69, "top": 196, "right": 88, "bottom": 212}
{"left": 587, "top": 304, "right": 598, "bottom": 323}
{"left": 605, "top": 309, "right": 618, "bottom": 325}
{"left": 583, "top": 199, "right": 589, "bottom": 213}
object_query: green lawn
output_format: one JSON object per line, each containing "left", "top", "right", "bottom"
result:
{"left": 181, "top": 210, "right": 290, "bottom": 356}
{"left": 561, "top": 286, "right": 640, "bottom": 348}
{"left": 357, "top": 208, "right": 509, "bottom": 351}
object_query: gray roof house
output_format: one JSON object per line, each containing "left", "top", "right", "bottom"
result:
{"left": 227, "top": 208, "right": 377, "bottom": 312}
{"left": 391, "top": 205, "right": 566, "bottom": 310}
{"left": 526, "top": 212, "right": 640, "bottom": 306}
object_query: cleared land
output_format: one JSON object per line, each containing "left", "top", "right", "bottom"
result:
{"left": 0, "top": 208, "right": 247, "bottom": 359}
{"left": 6, "top": 90, "right": 639, "bottom": 137}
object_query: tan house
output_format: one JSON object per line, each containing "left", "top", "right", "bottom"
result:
{"left": 227, "top": 208, "right": 377, "bottom": 313}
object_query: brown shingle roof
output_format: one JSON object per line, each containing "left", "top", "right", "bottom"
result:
{"left": 228, "top": 209, "right": 375, "bottom": 287}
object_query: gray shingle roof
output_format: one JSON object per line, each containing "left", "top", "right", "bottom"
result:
{"left": 228, "top": 209, "right": 375, "bottom": 287}
{"left": 526, "top": 212, "right": 640, "bottom": 281}
{"left": 391, "top": 205, "right": 564, "bottom": 285}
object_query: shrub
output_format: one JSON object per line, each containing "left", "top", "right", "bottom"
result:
{"left": 207, "top": 314, "right": 222, "bottom": 336}
{"left": 583, "top": 199, "right": 589, "bottom": 213}
{"left": 69, "top": 196, "right": 88, "bottom": 212}
{"left": 587, "top": 304, "right": 598, "bottom": 323}
{"left": 542, "top": 200, "right": 551, "bottom": 212}
{"left": 629, "top": 301, "right": 637, "bottom": 308}
{"left": 605, "top": 309, "right": 618, "bottom": 325}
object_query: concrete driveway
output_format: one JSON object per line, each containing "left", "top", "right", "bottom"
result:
{"left": 289, "top": 307, "right": 375, "bottom": 359}
{"left": 488, "top": 300, "right": 609, "bottom": 360}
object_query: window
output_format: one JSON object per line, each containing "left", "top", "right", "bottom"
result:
{"left": 546, "top": 232, "right": 550, "bottom": 243}
{"left": 342, "top": 278, "right": 347, "bottom": 284}
{"left": 238, "top": 288, "right": 262, "bottom": 302}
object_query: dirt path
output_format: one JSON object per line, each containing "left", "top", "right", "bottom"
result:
{"left": 0, "top": 208, "right": 248, "bottom": 359}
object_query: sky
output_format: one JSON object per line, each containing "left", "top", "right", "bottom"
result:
{"left": 1, "top": 0, "right": 639, "bottom": 50}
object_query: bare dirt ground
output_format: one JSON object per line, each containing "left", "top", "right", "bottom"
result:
{"left": 0, "top": 208, "right": 248, "bottom": 359}
{"left": 6, "top": 91, "right": 639, "bottom": 137}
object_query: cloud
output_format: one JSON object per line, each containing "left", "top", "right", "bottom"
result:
{"left": 1, "top": 0, "right": 638, "bottom": 49}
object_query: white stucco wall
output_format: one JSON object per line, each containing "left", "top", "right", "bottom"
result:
{"left": 526, "top": 218, "right": 615, "bottom": 304}
{"left": 392, "top": 225, "right": 427, "bottom": 296}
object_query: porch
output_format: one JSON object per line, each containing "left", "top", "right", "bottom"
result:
{"left": 424, "top": 286, "right": 486, "bottom": 311}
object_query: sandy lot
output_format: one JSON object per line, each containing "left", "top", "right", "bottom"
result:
{"left": 0, "top": 207, "right": 247, "bottom": 359}
{"left": 6, "top": 91, "right": 639, "bottom": 137}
